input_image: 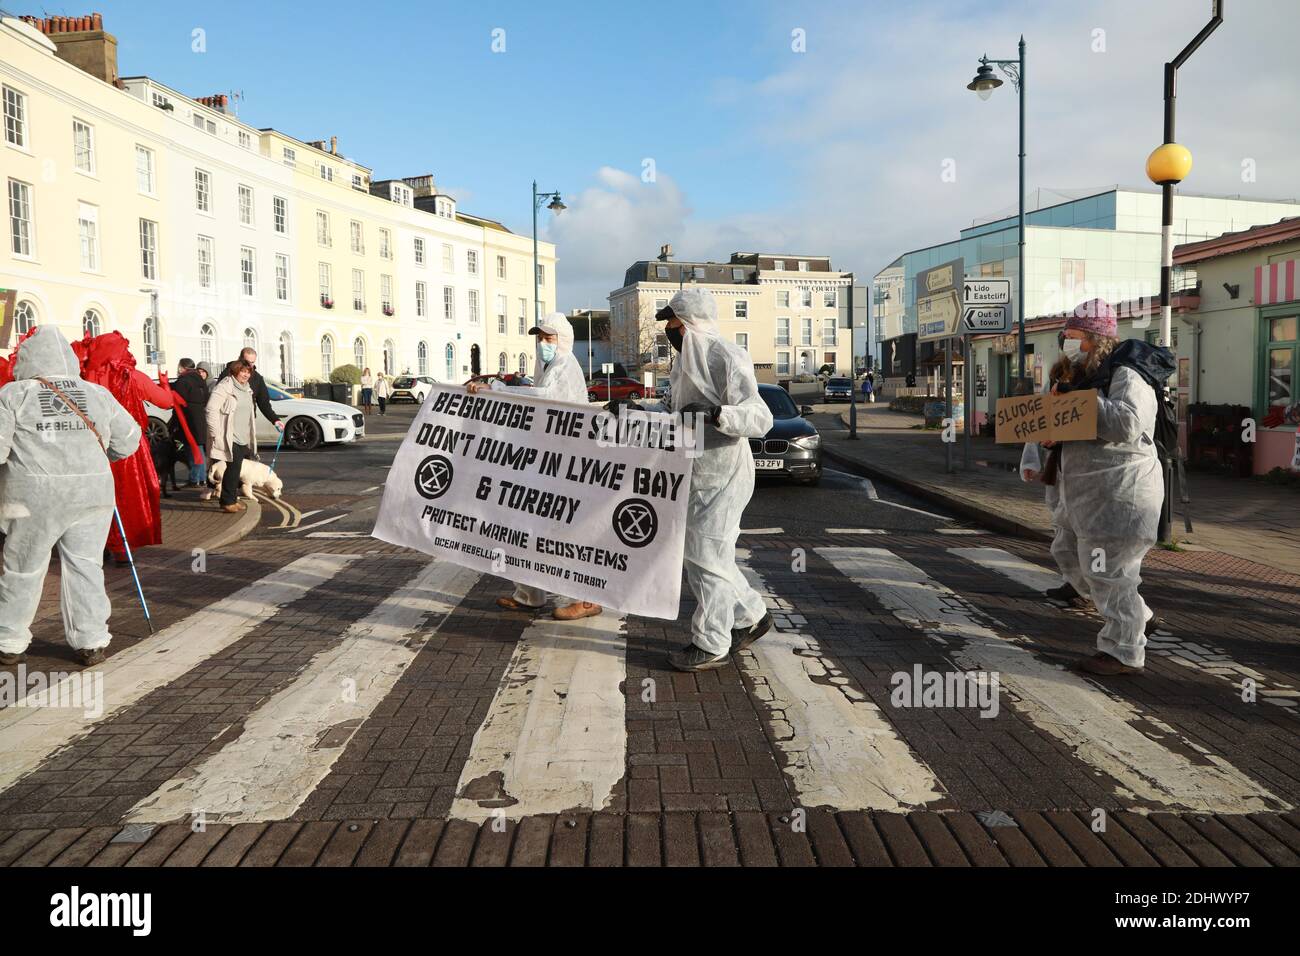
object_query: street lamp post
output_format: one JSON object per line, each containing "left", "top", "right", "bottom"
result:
{"left": 968, "top": 37, "right": 1026, "bottom": 390}
{"left": 531, "top": 181, "right": 565, "bottom": 325}
{"left": 1147, "top": 0, "right": 1223, "bottom": 544}
{"left": 847, "top": 272, "right": 859, "bottom": 439}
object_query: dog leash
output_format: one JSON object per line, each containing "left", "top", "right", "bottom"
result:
{"left": 35, "top": 377, "right": 154, "bottom": 634}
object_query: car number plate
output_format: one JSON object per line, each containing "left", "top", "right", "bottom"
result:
{"left": 754, "top": 458, "right": 784, "bottom": 471}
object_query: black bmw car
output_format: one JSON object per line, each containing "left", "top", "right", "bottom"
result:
{"left": 751, "top": 384, "right": 822, "bottom": 485}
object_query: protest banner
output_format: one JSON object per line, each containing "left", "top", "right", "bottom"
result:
{"left": 372, "top": 386, "right": 695, "bottom": 619}
{"left": 995, "top": 388, "right": 1098, "bottom": 444}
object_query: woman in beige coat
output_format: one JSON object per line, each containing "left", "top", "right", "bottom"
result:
{"left": 206, "top": 359, "right": 259, "bottom": 514}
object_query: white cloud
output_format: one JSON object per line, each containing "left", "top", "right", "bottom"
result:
{"left": 553, "top": 0, "right": 1300, "bottom": 314}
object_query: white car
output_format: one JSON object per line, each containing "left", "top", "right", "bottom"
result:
{"left": 146, "top": 380, "right": 364, "bottom": 452}
{"left": 389, "top": 375, "right": 437, "bottom": 404}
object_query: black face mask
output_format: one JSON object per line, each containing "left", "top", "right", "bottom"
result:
{"left": 666, "top": 326, "right": 684, "bottom": 352}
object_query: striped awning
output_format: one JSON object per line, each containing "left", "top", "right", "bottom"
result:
{"left": 1255, "top": 259, "right": 1298, "bottom": 305}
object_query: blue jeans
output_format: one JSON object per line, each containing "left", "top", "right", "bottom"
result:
{"left": 182, "top": 444, "right": 207, "bottom": 485}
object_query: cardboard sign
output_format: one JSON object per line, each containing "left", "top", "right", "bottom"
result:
{"left": 995, "top": 389, "right": 1098, "bottom": 444}
{"left": 0, "top": 289, "right": 17, "bottom": 349}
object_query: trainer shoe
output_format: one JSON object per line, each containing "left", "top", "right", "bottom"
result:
{"left": 731, "top": 612, "right": 774, "bottom": 653}
{"left": 667, "top": 642, "right": 730, "bottom": 672}
{"left": 78, "top": 647, "right": 107, "bottom": 667}
{"left": 1044, "top": 581, "right": 1080, "bottom": 601}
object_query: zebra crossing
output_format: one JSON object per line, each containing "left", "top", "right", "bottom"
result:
{"left": 0, "top": 539, "right": 1291, "bottom": 830}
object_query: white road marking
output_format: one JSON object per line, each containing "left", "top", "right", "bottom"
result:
{"left": 0, "top": 554, "right": 360, "bottom": 794}
{"left": 298, "top": 509, "right": 322, "bottom": 520}
{"left": 125, "top": 559, "right": 479, "bottom": 823}
{"left": 360, "top": 485, "right": 382, "bottom": 494}
{"left": 306, "top": 531, "right": 368, "bottom": 539}
{"left": 824, "top": 470, "right": 954, "bottom": 522}
{"left": 733, "top": 550, "right": 945, "bottom": 811}
{"left": 818, "top": 547, "right": 1286, "bottom": 813}
{"left": 740, "top": 528, "right": 784, "bottom": 535}
{"left": 949, "top": 546, "right": 1064, "bottom": 593}
{"left": 290, "top": 513, "right": 347, "bottom": 534}
{"left": 936, "top": 528, "right": 987, "bottom": 536}
{"left": 450, "top": 612, "right": 627, "bottom": 822}
{"left": 827, "top": 528, "right": 888, "bottom": 535}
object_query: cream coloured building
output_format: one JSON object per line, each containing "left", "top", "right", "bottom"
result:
{"left": 1, "top": 14, "right": 557, "bottom": 387}
{"left": 609, "top": 249, "right": 853, "bottom": 378}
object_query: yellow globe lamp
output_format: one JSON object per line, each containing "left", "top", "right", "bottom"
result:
{"left": 1146, "top": 143, "right": 1193, "bottom": 186}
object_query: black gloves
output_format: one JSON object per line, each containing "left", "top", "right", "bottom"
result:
{"left": 679, "top": 402, "right": 721, "bottom": 425}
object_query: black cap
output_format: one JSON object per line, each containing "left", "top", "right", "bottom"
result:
{"left": 654, "top": 304, "right": 675, "bottom": 322}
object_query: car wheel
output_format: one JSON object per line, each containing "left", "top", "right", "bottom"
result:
{"left": 628, "top": 391, "right": 641, "bottom": 401}
{"left": 146, "top": 417, "right": 170, "bottom": 447}
{"left": 588, "top": 391, "right": 598, "bottom": 402}
{"left": 286, "top": 416, "right": 322, "bottom": 451}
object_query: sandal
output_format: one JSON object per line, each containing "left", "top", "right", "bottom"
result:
{"left": 553, "top": 602, "right": 602, "bottom": 621}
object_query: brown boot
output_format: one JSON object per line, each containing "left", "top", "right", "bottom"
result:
{"left": 221, "top": 502, "right": 245, "bottom": 514}
{"left": 496, "top": 595, "right": 545, "bottom": 611}
{"left": 553, "top": 602, "right": 602, "bottom": 621}
{"left": 1075, "top": 652, "right": 1142, "bottom": 676}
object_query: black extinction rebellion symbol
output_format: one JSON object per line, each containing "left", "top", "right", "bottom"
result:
{"left": 612, "top": 498, "right": 658, "bottom": 549}
{"left": 414, "top": 454, "right": 454, "bottom": 500}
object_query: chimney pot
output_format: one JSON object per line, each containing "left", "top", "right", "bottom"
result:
{"left": 330, "top": 136, "right": 338, "bottom": 155}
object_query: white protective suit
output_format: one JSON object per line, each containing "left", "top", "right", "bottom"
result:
{"left": 489, "top": 312, "right": 590, "bottom": 608}
{"left": 655, "top": 289, "right": 774, "bottom": 655}
{"left": 0, "top": 326, "right": 142, "bottom": 654}
{"left": 1049, "top": 365, "right": 1161, "bottom": 668}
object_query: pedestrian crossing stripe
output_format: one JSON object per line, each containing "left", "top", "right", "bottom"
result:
{"left": 817, "top": 546, "right": 1288, "bottom": 814}
{"left": 734, "top": 550, "right": 946, "bottom": 812}
{"left": 0, "top": 553, "right": 362, "bottom": 796}
{"left": 949, "top": 546, "right": 1064, "bottom": 593}
{"left": 450, "top": 610, "right": 628, "bottom": 822}
{"left": 124, "top": 559, "right": 481, "bottom": 824}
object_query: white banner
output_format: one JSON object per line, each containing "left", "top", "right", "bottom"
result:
{"left": 372, "top": 386, "right": 694, "bottom": 619}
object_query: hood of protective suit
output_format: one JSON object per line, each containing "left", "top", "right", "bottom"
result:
{"left": 535, "top": 311, "right": 575, "bottom": 372}
{"left": 665, "top": 288, "right": 724, "bottom": 406}
{"left": 12, "top": 326, "right": 82, "bottom": 381}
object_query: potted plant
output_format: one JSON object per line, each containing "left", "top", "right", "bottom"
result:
{"left": 320, "top": 294, "right": 334, "bottom": 309}
{"left": 383, "top": 305, "right": 395, "bottom": 317}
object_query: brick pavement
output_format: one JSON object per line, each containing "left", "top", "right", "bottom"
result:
{"left": 2, "top": 480, "right": 1298, "bottom": 866}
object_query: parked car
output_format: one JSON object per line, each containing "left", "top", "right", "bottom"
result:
{"left": 823, "top": 377, "right": 854, "bottom": 403}
{"left": 750, "top": 384, "right": 821, "bottom": 485}
{"left": 587, "top": 377, "right": 651, "bottom": 403}
{"left": 390, "top": 375, "right": 437, "bottom": 404}
{"left": 145, "top": 380, "right": 364, "bottom": 452}
{"left": 464, "top": 372, "right": 534, "bottom": 389}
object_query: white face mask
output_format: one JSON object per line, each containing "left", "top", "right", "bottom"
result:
{"left": 1061, "top": 338, "right": 1083, "bottom": 360}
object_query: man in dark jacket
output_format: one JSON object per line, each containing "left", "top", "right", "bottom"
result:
{"left": 217, "top": 348, "right": 283, "bottom": 434}
{"left": 171, "top": 358, "right": 209, "bottom": 487}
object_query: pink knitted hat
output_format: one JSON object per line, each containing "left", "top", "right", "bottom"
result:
{"left": 1065, "top": 298, "right": 1117, "bottom": 337}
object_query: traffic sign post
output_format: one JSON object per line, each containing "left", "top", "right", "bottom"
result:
{"left": 955, "top": 280, "right": 1011, "bottom": 469}
{"left": 916, "top": 260, "right": 964, "bottom": 474}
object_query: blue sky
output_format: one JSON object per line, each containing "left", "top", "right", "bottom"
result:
{"left": 57, "top": 1, "right": 1300, "bottom": 317}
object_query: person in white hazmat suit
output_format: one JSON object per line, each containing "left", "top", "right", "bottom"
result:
{"left": 0, "top": 326, "right": 142, "bottom": 666}
{"left": 1033, "top": 298, "right": 1171, "bottom": 676}
{"left": 466, "top": 312, "right": 603, "bottom": 621}
{"left": 1019, "top": 332, "right": 1086, "bottom": 606}
{"left": 649, "top": 288, "right": 774, "bottom": 672}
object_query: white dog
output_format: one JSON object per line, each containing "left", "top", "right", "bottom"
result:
{"left": 209, "top": 458, "right": 284, "bottom": 500}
